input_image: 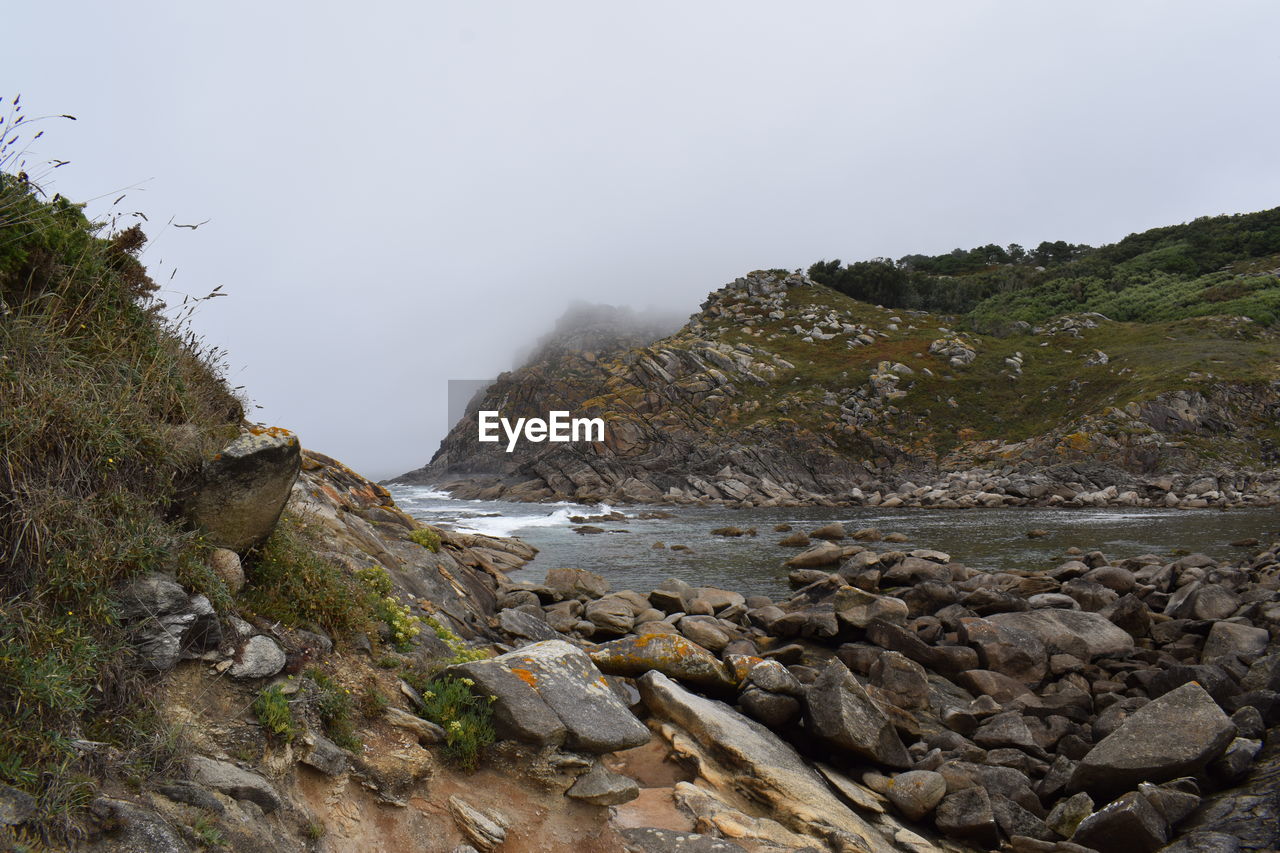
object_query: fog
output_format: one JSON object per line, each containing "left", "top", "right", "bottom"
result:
{"left": 4, "top": 2, "right": 1279, "bottom": 478}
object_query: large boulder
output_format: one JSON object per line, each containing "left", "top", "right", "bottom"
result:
{"left": 803, "top": 660, "right": 911, "bottom": 768}
{"left": 988, "top": 608, "right": 1134, "bottom": 660}
{"left": 589, "top": 633, "right": 736, "bottom": 693}
{"left": 958, "top": 616, "right": 1048, "bottom": 683}
{"left": 1069, "top": 682, "right": 1236, "bottom": 797}
{"left": 185, "top": 428, "right": 301, "bottom": 552}
{"left": 452, "top": 640, "right": 649, "bottom": 753}
{"left": 637, "top": 671, "right": 900, "bottom": 853}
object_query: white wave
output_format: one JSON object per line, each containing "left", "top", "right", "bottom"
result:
{"left": 449, "top": 508, "right": 577, "bottom": 538}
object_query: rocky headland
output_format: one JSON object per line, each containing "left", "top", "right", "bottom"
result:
{"left": 396, "top": 272, "right": 1280, "bottom": 510}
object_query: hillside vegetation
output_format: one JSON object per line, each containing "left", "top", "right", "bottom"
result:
{"left": 809, "top": 205, "right": 1280, "bottom": 328}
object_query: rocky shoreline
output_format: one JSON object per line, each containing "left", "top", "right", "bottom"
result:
{"left": 473, "top": 521, "right": 1280, "bottom": 852}
{"left": 435, "top": 465, "right": 1280, "bottom": 510}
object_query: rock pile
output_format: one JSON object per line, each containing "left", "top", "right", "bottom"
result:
{"left": 486, "top": 537, "right": 1280, "bottom": 851}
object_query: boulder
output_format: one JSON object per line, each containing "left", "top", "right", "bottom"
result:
{"left": 958, "top": 616, "right": 1048, "bottom": 683}
{"left": 883, "top": 770, "right": 946, "bottom": 820}
{"left": 498, "top": 608, "right": 560, "bottom": 643}
{"left": 1072, "top": 791, "right": 1169, "bottom": 853}
{"left": 988, "top": 609, "right": 1134, "bottom": 660}
{"left": 803, "top": 660, "right": 911, "bottom": 768}
{"left": 584, "top": 597, "right": 634, "bottom": 636}
{"left": 935, "top": 786, "right": 1000, "bottom": 847}
{"left": 1201, "top": 622, "right": 1269, "bottom": 663}
{"left": 809, "top": 522, "right": 847, "bottom": 540}
{"left": 453, "top": 640, "right": 649, "bottom": 753}
{"left": 785, "top": 541, "right": 844, "bottom": 568}
{"left": 590, "top": 633, "right": 736, "bottom": 693}
{"left": 565, "top": 762, "right": 640, "bottom": 805}
{"left": 228, "top": 635, "right": 286, "bottom": 679}
{"left": 1069, "top": 682, "right": 1236, "bottom": 797}
{"left": 185, "top": 428, "right": 301, "bottom": 552}
{"left": 832, "top": 586, "right": 909, "bottom": 629}
{"left": 544, "top": 568, "right": 610, "bottom": 601}
{"left": 868, "top": 651, "right": 929, "bottom": 710}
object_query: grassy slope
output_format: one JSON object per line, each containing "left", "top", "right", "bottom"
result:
{"left": 660, "top": 280, "right": 1279, "bottom": 467}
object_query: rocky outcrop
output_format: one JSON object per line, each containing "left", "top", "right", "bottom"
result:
{"left": 394, "top": 271, "right": 1280, "bottom": 507}
{"left": 184, "top": 426, "right": 301, "bottom": 552}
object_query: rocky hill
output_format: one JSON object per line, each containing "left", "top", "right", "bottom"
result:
{"left": 397, "top": 271, "right": 1280, "bottom": 508}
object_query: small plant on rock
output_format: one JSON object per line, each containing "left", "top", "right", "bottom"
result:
{"left": 252, "top": 684, "right": 296, "bottom": 742}
{"left": 408, "top": 527, "right": 441, "bottom": 552}
{"left": 416, "top": 675, "right": 495, "bottom": 772}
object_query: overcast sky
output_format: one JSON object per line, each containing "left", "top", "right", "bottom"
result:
{"left": 5, "top": 2, "right": 1279, "bottom": 478}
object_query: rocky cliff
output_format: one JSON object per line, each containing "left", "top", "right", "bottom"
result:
{"left": 396, "top": 271, "right": 1280, "bottom": 507}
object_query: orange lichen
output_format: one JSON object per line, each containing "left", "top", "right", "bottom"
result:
{"left": 511, "top": 667, "right": 538, "bottom": 688}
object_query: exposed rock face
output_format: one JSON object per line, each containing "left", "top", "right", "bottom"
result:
{"left": 1069, "top": 682, "right": 1237, "bottom": 797}
{"left": 393, "top": 271, "right": 1280, "bottom": 507}
{"left": 452, "top": 640, "right": 649, "bottom": 753}
{"left": 185, "top": 427, "right": 301, "bottom": 552}
{"left": 115, "top": 574, "right": 218, "bottom": 671}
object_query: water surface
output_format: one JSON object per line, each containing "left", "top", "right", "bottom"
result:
{"left": 389, "top": 485, "right": 1278, "bottom": 600}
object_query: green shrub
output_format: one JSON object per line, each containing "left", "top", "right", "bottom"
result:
{"left": 408, "top": 527, "right": 441, "bottom": 552}
{"left": 0, "top": 103, "right": 243, "bottom": 839}
{"left": 421, "top": 616, "right": 489, "bottom": 663}
{"left": 239, "top": 514, "right": 375, "bottom": 638}
{"left": 416, "top": 675, "right": 495, "bottom": 772}
{"left": 252, "top": 685, "right": 296, "bottom": 742}
{"left": 307, "top": 670, "right": 360, "bottom": 752}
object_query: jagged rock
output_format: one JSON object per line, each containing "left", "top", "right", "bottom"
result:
{"left": 448, "top": 795, "right": 508, "bottom": 852}
{"left": 935, "top": 786, "right": 999, "bottom": 847}
{"left": 883, "top": 770, "right": 946, "bottom": 820}
{"left": 590, "top": 633, "right": 736, "bottom": 693}
{"left": 1046, "top": 791, "right": 1093, "bottom": 838}
{"left": 1069, "top": 682, "right": 1236, "bottom": 797}
{"left": 637, "top": 671, "right": 900, "bottom": 852}
{"left": 454, "top": 640, "right": 649, "bottom": 752}
{"left": 1072, "top": 791, "right": 1169, "bottom": 853}
{"left": 115, "top": 573, "right": 200, "bottom": 672}
{"left": 1137, "top": 781, "right": 1200, "bottom": 827}
{"left": 619, "top": 827, "right": 747, "bottom": 852}
{"left": 565, "top": 762, "right": 640, "bottom": 805}
{"left": 228, "top": 635, "right": 286, "bottom": 679}
{"left": 185, "top": 427, "right": 301, "bottom": 552}
{"left": 1209, "top": 737, "right": 1262, "bottom": 783}
{"left": 988, "top": 609, "right": 1134, "bottom": 660}
{"left": 869, "top": 651, "right": 929, "bottom": 709}
{"left": 803, "top": 659, "right": 911, "bottom": 768}
{"left": 746, "top": 659, "right": 804, "bottom": 696}
{"left": 187, "top": 755, "right": 281, "bottom": 812}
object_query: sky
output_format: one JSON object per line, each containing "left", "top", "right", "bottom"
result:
{"left": 4, "top": 1, "right": 1279, "bottom": 479}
